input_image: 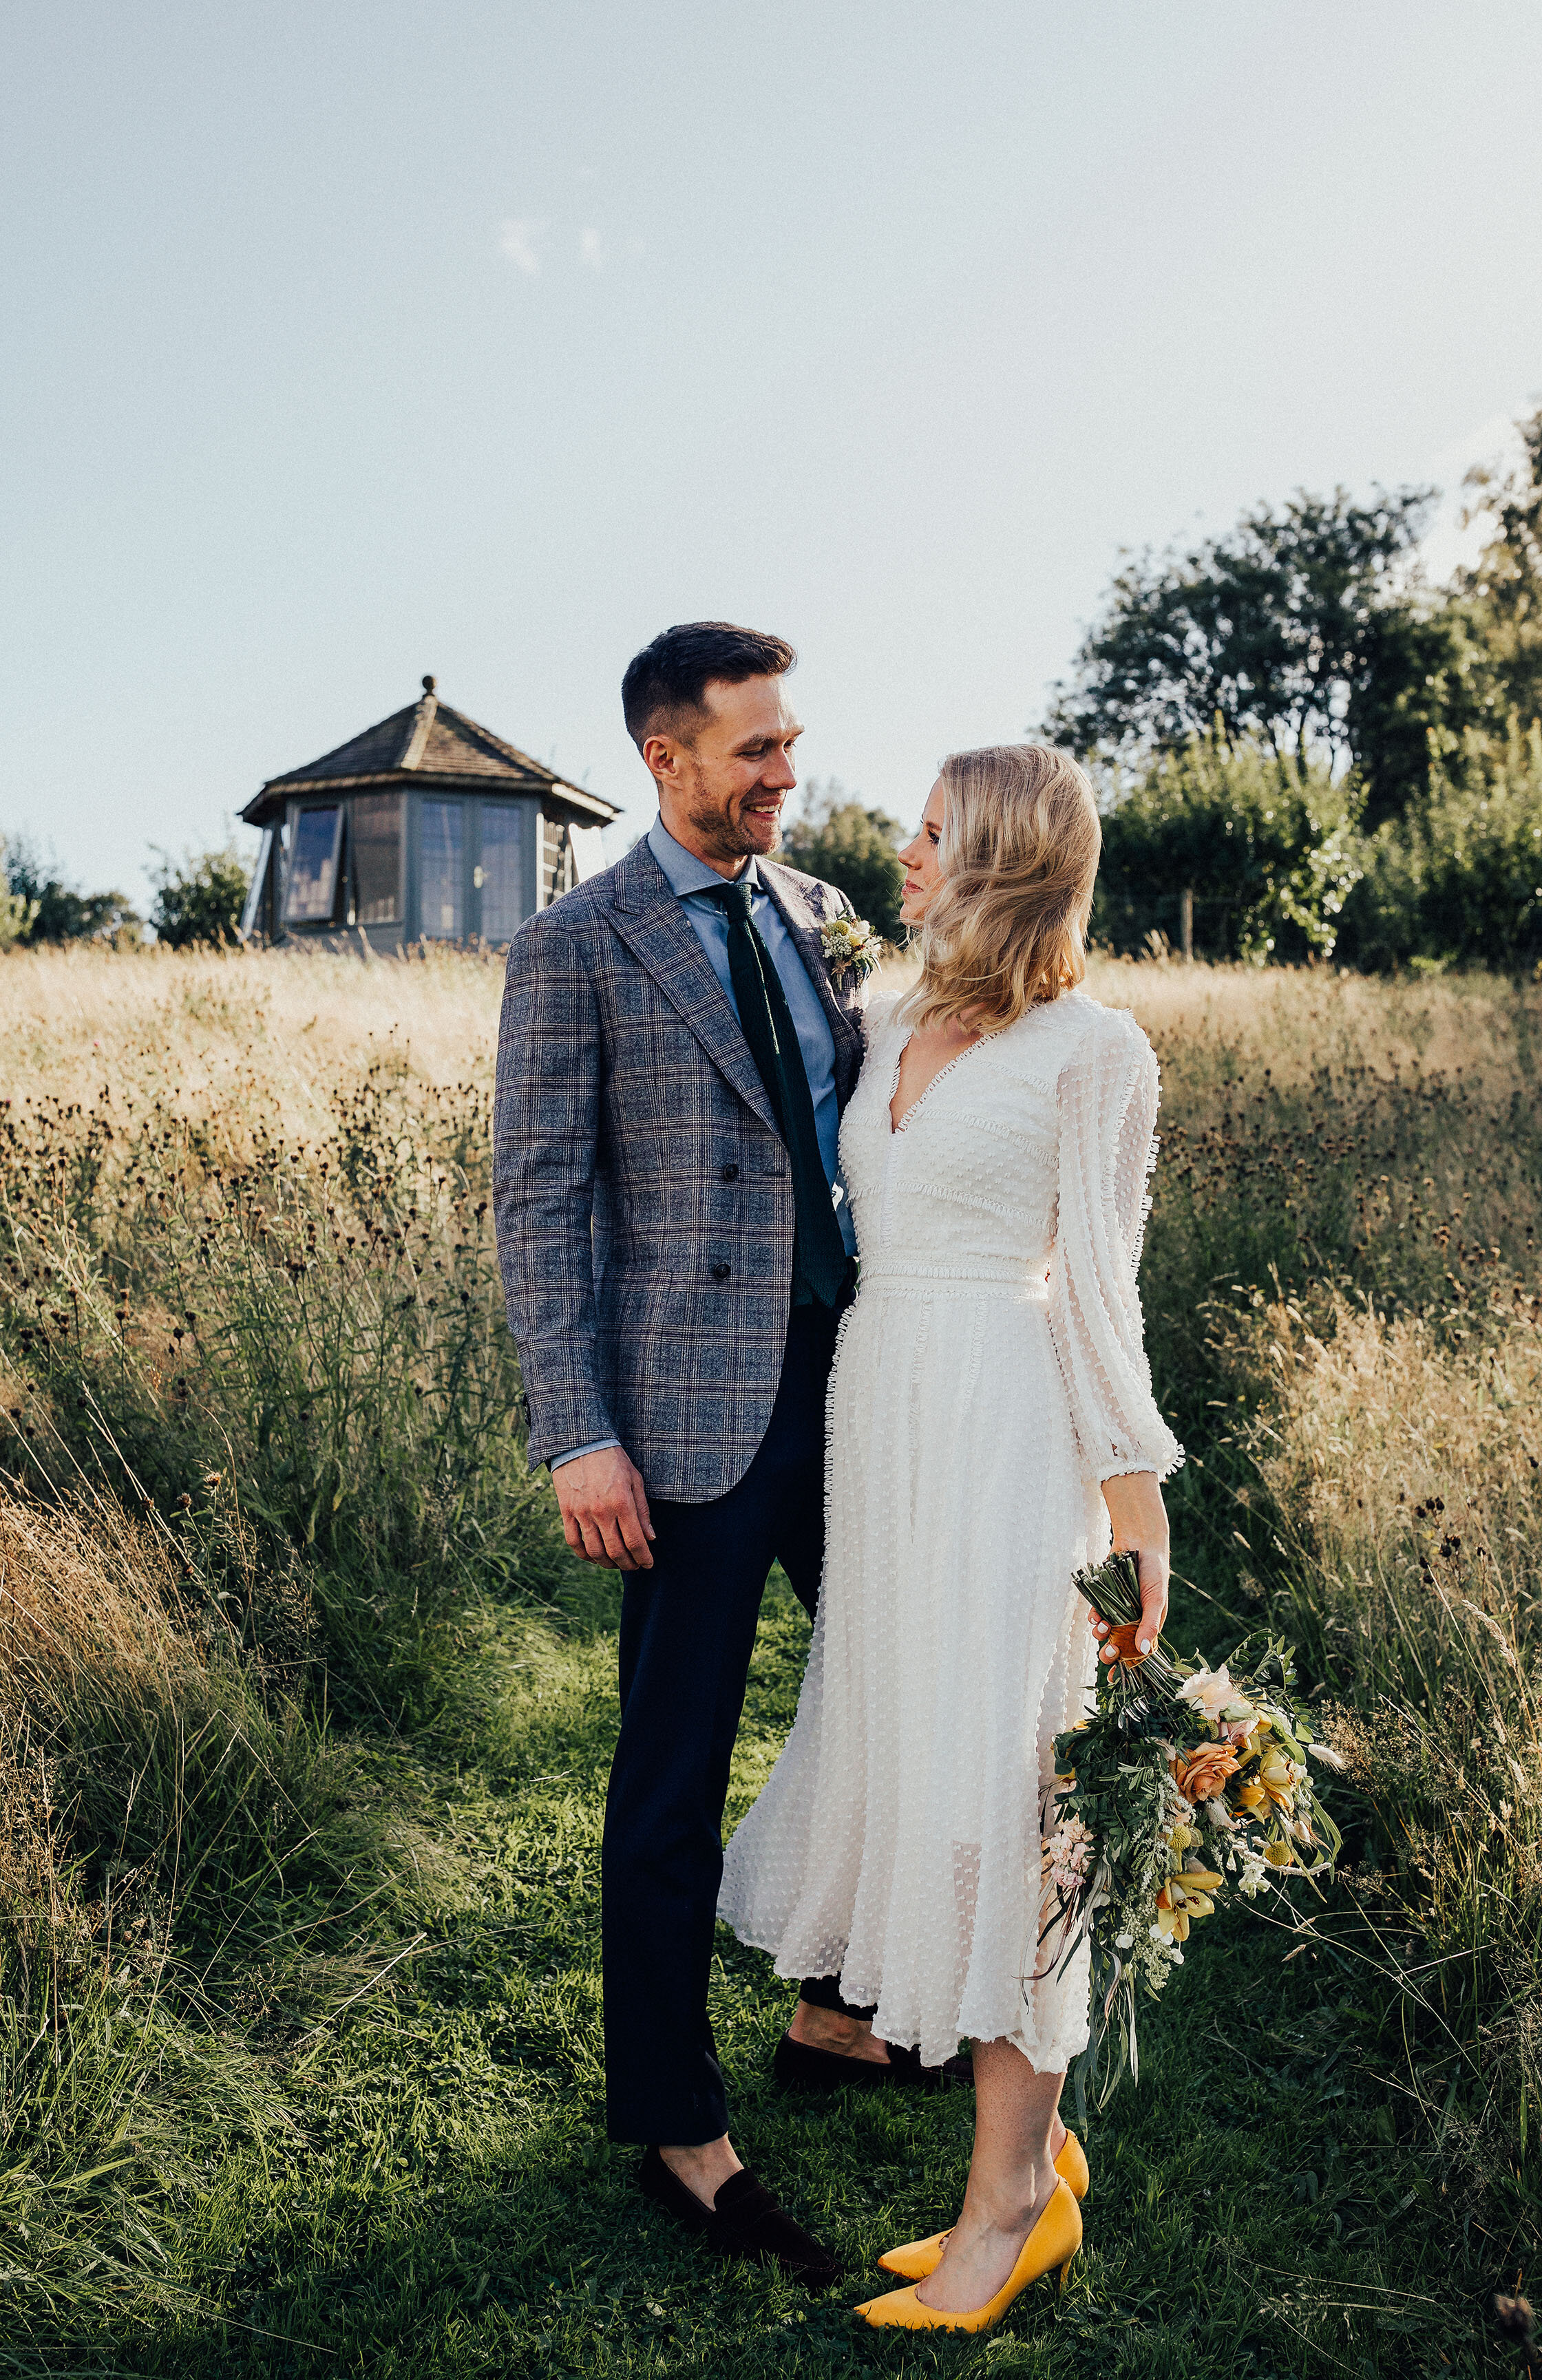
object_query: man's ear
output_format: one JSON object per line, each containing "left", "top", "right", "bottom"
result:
{"left": 642, "top": 732, "right": 682, "bottom": 794}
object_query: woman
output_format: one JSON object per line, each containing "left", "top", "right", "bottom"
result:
{"left": 717, "top": 744, "right": 1182, "bottom": 2333}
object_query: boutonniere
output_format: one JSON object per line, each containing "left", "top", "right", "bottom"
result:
{"left": 819, "top": 914, "right": 883, "bottom": 985}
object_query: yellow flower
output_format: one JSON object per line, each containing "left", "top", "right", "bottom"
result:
{"left": 1263, "top": 1839, "right": 1297, "bottom": 1868}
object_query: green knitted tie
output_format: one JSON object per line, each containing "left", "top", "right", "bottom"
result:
{"left": 706, "top": 880, "right": 849, "bottom": 1310}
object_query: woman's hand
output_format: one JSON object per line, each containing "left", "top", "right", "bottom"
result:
{"left": 1089, "top": 1470, "right": 1170, "bottom": 1664}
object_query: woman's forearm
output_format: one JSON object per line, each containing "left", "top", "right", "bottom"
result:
{"left": 1095, "top": 1471, "right": 1170, "bottom": 1657}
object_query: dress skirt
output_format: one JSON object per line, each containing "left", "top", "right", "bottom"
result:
{"left": 717, "top": 1264, "right": 1101, "bottom": 2072}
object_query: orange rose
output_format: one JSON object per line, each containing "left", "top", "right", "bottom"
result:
{"left": 1173, "top": 1745, "right": 1241, "bottom": 1803}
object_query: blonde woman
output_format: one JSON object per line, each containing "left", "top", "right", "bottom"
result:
{"left": 717, "top": 745, "right": 1183, "bottom": 2333}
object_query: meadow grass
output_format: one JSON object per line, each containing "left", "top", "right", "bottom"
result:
{"left": 1, "top": 941, "right": 1539, "bottom": 2376}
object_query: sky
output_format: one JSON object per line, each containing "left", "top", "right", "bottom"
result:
{"left": 4, "top": 1, "right": 1541, "bottom": 907}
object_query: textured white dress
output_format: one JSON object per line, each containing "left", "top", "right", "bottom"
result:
{"left": 717, "top": 988, "right": 1183, "bottom": 2070}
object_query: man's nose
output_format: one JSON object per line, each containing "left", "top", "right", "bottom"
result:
{"left": 761, "top": 750, "right": 797, "bottom": 791}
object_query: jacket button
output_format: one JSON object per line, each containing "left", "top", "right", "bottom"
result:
{"left": 710, "top": 1261, "right": 732, "bottom": 1281}
{"left": 720, "top": 1162, "right": 739, "bottom": 1181}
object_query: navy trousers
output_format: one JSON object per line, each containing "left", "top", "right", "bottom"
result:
{"left": 602, "top": 1303, "right": 842, "bottom": 2145}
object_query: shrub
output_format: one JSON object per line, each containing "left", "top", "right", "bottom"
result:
{"left": 781, "top": 784, "right": 907, "bottom": 944}
{"left": 1096, "top": 728, "right": 1364, "bottom": 962}
{"left": 1342, "top": 716, "right": 1542, "bottom": 973}
{"left": 148, "top": 842, "right": 252, "bottom": 950}
{"left": 0, "top": 835, "right": 141, "bottom": 945}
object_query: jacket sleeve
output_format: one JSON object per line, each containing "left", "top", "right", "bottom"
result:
{"left": 493, "top": 913, "right": 617, "bottom": 1469}
{"left": 1044, "top": 1012, "right": 1184, "bottom": 1484}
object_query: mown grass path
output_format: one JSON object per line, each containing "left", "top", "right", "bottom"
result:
{"left": 109, "top": 1574, "right": 1510, "bottom": 2380}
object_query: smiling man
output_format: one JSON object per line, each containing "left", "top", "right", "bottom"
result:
{"left": 494, "top": 621, "right": 910, "bottom": 2285}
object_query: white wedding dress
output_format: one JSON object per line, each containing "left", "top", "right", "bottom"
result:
{"left": 717, "top": 987, "right": 1183, "bottom": 2070}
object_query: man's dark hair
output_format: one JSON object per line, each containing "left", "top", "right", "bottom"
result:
{"left": 622, "top": 621, "right": 796, "bottom": 752}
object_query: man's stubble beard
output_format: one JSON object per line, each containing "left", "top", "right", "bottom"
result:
{"left": 682, "top": 757, "right": 781, "bottom": 862}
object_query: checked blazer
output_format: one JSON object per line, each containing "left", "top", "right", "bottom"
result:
{"left": 493, "top": 835, "right": 867, "bottom": 1501}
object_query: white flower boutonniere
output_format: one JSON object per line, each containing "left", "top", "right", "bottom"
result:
{"left": 819, "top": 914, "right": 883, "bottom": 986}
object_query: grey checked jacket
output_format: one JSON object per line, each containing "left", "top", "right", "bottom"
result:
{"left": 493, "top": 836, "right": 867, "bottom": 1501}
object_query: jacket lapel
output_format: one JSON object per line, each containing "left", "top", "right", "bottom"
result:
{"left": 606, "top": 842, "right": 781, "bottom": 1137}
{"left": 759, "top": 860, "right": 865, "bottom": 1109}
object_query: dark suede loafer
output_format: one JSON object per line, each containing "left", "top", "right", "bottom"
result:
{"left": 772, "top": 2032, "right": 973, "bottom": 2093}
{"left": 637, "top": 2147, "right": 840, "bottom": 2288}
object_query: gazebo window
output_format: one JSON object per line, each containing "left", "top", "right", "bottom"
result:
{"left": 421, "top": 798, "right": 464, "bottom": 939}
{"left": 285, "top": 805, "right": 343, "bottom": 922}
{"left": 480, "top": 805, "right": 523, "bottom": 942}
{"left": 352, "top": 794, "right": 401, "bottom": 924}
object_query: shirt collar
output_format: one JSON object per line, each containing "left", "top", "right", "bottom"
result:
{"left": 647, "top": 814, "right": 763, "bottom": 902}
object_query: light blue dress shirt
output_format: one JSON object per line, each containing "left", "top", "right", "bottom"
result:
{"left": 551, "top": 816, "right": 855, "bottom": 1471}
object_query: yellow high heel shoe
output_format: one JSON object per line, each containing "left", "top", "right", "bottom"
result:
{"left": 876, "top": 2130, "right": 1089, "bottom": 2281}
{"left": 855, "top": 2179, "right": 1081, "bottom": 2333}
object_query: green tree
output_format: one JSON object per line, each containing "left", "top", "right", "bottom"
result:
{"left": 1340, "top": 716, "right": 1542, "bottom": 973}
{"left": 1455, "top": 405, "right": 1542, "bottom": 736}
{"left": 0, "top": 838, "right": 38, "bottom": 950}
{"left": 781, "top": 780, "right": 907, "bottom": 943}
{"left": 1097, "top": 729, "right": 1364, "bottom": 964}
{"left": 149, "top": 842, "right": 251, "bottom": 948}
{"left": 1, "top": 838, "right": 141, "bottom": 944}
{"left": 1045, "top": 487, "right": 1479, "bottom": 829}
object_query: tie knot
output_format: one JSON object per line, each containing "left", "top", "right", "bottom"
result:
{"left": 708, "top": 878, "right": 754, "bottom": 924}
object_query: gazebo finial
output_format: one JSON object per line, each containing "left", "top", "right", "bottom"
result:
{"left": 422, "top": 673, "right": 437, "bottom": 695}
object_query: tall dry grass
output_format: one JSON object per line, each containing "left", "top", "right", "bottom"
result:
{"left": 1, "top": 936, "right": 1540, "bottom": 2303}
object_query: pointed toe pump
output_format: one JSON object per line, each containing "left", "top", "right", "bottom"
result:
{"left": 876, "top": 2130, "right": 1089, "bottom": 2282}
{"left": 856, "top": 2178, "right": 1081, "bottom": 2333}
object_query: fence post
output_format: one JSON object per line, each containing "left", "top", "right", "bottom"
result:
{"left": 1180, "top": 886, "right": 1194, "bottom": 963}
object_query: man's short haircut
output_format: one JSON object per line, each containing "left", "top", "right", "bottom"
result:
{"left": 622, "top": 621, "right": 796, "bottom": 752}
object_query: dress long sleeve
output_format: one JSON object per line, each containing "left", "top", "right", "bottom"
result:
{"left": 1046, "top": 1012, "right": 1183, "bottom": 1483}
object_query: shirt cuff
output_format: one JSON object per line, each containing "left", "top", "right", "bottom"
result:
{"left": 550, "top": 1437, "right": 622, "bottom": 1472}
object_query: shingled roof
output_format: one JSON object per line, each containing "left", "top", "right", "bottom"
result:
{"left": 242, "top": 677, "right": 620, "bottom": 827}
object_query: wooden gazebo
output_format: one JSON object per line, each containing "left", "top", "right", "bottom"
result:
{"left": 239, "top": 676, "right": 620, "bottom": 950}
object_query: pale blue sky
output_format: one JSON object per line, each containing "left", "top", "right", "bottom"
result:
{"left": 4, "top": 1, "right": 1541, "bottom": 904}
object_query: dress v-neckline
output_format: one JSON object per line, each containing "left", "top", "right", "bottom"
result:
{"left": 887, "top": 1026, "right": 993, "bottom": 1136}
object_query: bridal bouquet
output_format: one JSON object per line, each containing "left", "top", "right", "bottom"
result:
{"left": 1041, "top": 1551, "right": 1343, "bottom": 2119}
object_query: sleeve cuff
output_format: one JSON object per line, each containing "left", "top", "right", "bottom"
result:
{"left": 1095, "top": 1447, "right": 1185, "bottom": 1485}
{"left": 549, "top": 1437, "right": 622, "bottom": 1472}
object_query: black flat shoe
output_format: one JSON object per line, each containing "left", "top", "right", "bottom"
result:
{"left": 772, "top": 2032, "right": 973, "bottom": 2093}
{"left": 637, "top": 2147, "right": 840, "bottom": 2288}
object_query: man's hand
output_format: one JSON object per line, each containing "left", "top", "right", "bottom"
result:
{"left": 552, "top": 1445, "right": 656, "bottom": 1571}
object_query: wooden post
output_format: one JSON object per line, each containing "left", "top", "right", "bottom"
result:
{"left": 1180, "top": 886, "right": 1194, "bottom": 963}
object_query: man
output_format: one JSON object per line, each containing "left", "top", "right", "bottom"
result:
{"left": 494, "top": 623, "right": 943, "bottom": 2286}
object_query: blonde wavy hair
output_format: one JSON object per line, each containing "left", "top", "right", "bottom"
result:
{"left": 901, "top": 743, "right": 1101, "bottom": 1034}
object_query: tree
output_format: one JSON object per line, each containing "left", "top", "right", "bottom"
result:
{"left": 0, "top": 838, "right": 37, "bottom": 950}
{"left": 149, "top": 842, "right": 251, "bottom": 948}
{"left": 1, "top": 838, "right": 141, "bottom": 944}
{"left": 780, "top": 780, "right": 907, "bottom": 944}
{"left": 1097, "top": 730, "right": 1364, "bottom": 965}
{"left": 1455, "top": 405, "right": 1542, "bottom": 736}
{"left": 1044, "top": 487, "right": 1479, "bottom": 829}
{"left": 1340, "top": 715, "right": 1542, "bottom": 974}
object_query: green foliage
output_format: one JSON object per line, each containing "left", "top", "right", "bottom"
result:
{"left": 781, "top": 780, "right": 907, "bottom": 944}
{"left": 1096, "top": 729, "right": 1364, "bottom": 962}
{"left": 0, "top": 838, "right": 36, "bottom": 950}
{"left": 0, "top": 836, "right": 141, "bottom": 946}
{"left": 149, "top": 842, "right": 252, "bottom": 949}
{"left": 1044, "top": 486, "right": 1476, "bottom": 828}
{"left": 1342, "top": 714, "right": 1542, "bottom": 972}
{"left": 1455, "top": 403, "right": 1542, "bottom": 737}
